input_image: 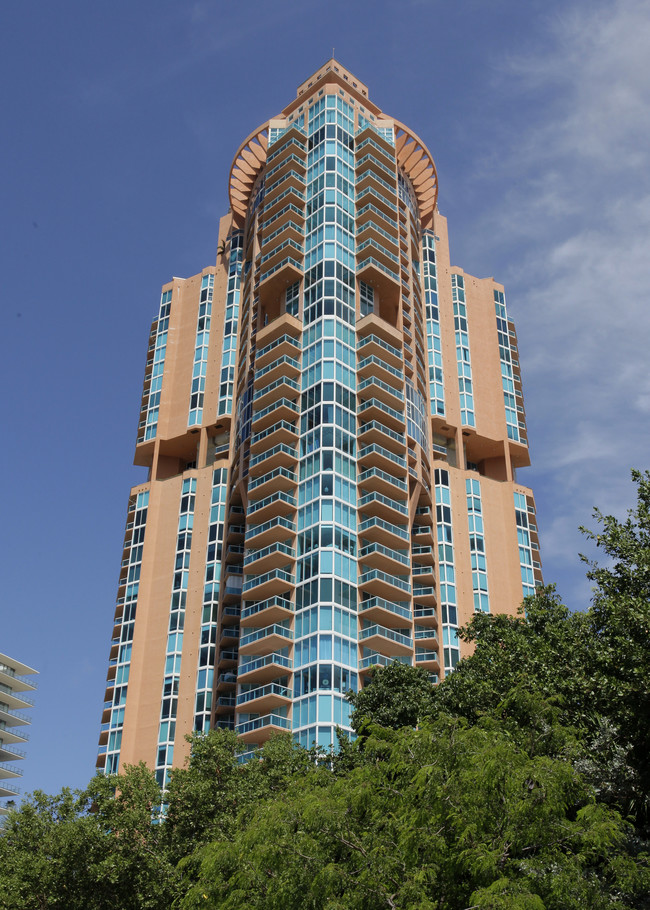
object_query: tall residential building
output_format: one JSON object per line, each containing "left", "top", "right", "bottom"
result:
{"left": 0, "top": 653, "right": 37, "bottom": 815}
{"left": 97, "top": 60, "right": 541, "bottom": 783}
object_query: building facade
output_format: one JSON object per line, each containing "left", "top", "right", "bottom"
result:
{"left": 97, "top": 61, "right": 541, "bottom": 783}
{"left": 0, "top": 653, "right": 37, "bottom": 815}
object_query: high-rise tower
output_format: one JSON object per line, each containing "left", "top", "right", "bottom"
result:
{"left": 97, "top": 61, "right": 541, "bottom": 783}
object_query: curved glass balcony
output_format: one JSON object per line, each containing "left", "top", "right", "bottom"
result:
{"left": 239, "top": 624, "right": 293, "bottom": 656}
{"left": 359, "top": 596, "right": 412, "bottom": 627}
{"left": 359, "top": 568, "right": 411, "bottom": 600}
{"left": 235, "top": 713, "right": 291, "bottom": 743}
{"left": 241, "top": 595, "right": 293, "bottom": 627}
{"left": 242, "top": 567, "right": 294, "bottom": 600}
{"left": 358, "top": 515, "right": 409, "bottom": 548}
{"left": 238, "top": 652, "right": 292, "bottom": 685}
{"left": 236, "top": 682, "right": 291, "bottom": 714}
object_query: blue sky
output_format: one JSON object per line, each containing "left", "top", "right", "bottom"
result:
{"left": 1, "top": 0, "right": 648, "bottom": 799}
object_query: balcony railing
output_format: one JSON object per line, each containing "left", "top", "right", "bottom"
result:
{"left": 263, "top": 202, "right": 305, "bottom": 231}
{"left": 246, "top": 515, "right": 295, "bottom": 542}
{"left": 255, "top": 355, "right": 300, "bottom": 382}
{"left": 359, "top": 596, "right": 412, "bottom": 623}
{"left": 252, "top": 376, "right": 300, "bottom": 404}
{"left": 235, "top": 714, "right": 291, "bottom": 735}
{"left": 358, "top": 375, "right": 404, "bottom": 403}
{"left": 240, "top": 624, "right": 293, "bottom": 649}
{"left": 248, "top": 470, "right": 297, "bottom": 501}
{"left": 357, "top": 335, "right": 401, "bottom": 362}
{"left": 236, "top": 683, "right": 292, "bottom": 708}
{"left": 0, "top": 686, "right": 35, "bottom": 707}
{"left": 356, "top": 152, "right": 396, "bottom": 181}
{"left": 359, "top": 624, "right": 412, "bottom": 648}
{"left": 414, "top": 606, "right": 438, "bottom": 624}
{"left": 0, "top": 667, "right": 36, "bottom": 689}
{"left": 412, "top": 585, "right": 436, "bottom": 602}
{"left": 356, "top": 200, "right": 398, "bottom": 229}
{"left": 0, "top": 780, "right": 20, "bottom": 794}
{"left": 263, "top": 185, "right": 305, "bottom": 213}
{"left": 259, "top": 237, "right": 303, "bottom": 267}
{"left": 357, "top": 256, "right": 399, "bottom": 283}
{"left": 358, "top": 491, "right": 409, "bottom": 517}
{"left": 267, "top": 134, "right": 306, "bottom": 165}
{"left": 357, "top": 356, "right": 404, "bottom": 386}
{"left": 257, "top": 333, "right": 301, "bottom": 363}
{"left": 266, "top": 152, "right": 306, "bottom": 180}
{"left": 0, "top": 743, "right": 26, "bottom": 759}
{"left": 358, "top": 467, "right": 408, "bottom": 493}
{"left": 359, "top": 569, "right": 411, "bottom": 595}
{"left": 242, "top": 567, "right": 294, "bottom": 595}
{"left": 249, "top": 443, "right": 298, "bottom": 471}
{"left": 358, "top": 398, "right": 404, "bottom": 427}
{"left": 356, "top": 186, "right": 397, "bottom": 214}
{"left": 359, "top": 420, "right": 404, "bottom": 448}
{"left": 250, "top": 419, "right": 298, "bottom": 448}
{"left": 239, "top": 652, "right": 292, "bottom": 673}
{"left": 247, "top": 491, "right": 296, "bottom": 517}
{"left": 358, "top": 542, "right": 410, "bottom": 568}
{"left": 252, "top": 397, "right": 299, "bottom": 426}
{"left": 358, "top": 516, "right": 409, "bottom": 542}
{"left": 359, "top": 653, "right": 412, "bottom": 671}
{"left": 358, "top": 444, "right": 406, "bottom": 469}
{"left": 241, "top": 595, "right": 294, "bottom": 623}
{"left": 415, "top": 651, "right": 439, "bottom": 666}
{"left": 243, "top": 542, "right": 295, "bottom": 569}
{"left": 357, "top": 237, "right": 399, "bottom": 267}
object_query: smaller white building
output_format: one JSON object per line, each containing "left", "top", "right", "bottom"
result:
{"left": 0, "top": 652, "right": 37, "bottom": 815}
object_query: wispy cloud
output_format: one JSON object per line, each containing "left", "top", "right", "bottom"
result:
{"left": 473, "top": 0, "right": 650, "bottom": 603}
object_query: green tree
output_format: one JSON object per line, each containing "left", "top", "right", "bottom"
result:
{"left": 347, "top": 660, "right": 434, "bottom": 733}
{"left": 162, "top": 729, "right": 322, "bottom": 882}
{"left": 0, "top": 764, "right": 179, "bottom": 910}
{"left": 580, "top": 469, "right": 650, "bottom": 820}
{"left": 431, "top": 587, "right": 594, "bottom": 729}
{"left": 182, "top": 706, "right": 648, "bottom": 910}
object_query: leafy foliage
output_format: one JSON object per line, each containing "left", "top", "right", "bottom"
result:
{"left": 346, "top": 660, "right": 433, "bottom": 733}
{"left": 0, "top": 763, "right": 180, "bottom": 909}
{"left": 183, "top": 710, "right": 647, "bottom": 910}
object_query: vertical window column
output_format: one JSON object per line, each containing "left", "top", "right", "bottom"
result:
{"left": 217, "top": 233, "right": 243, "bottom": 417}
{"left": 155, "top": 478, "right": 196, "bottom": 787}
{"left": 188, "top": 274, "right": 214, "bottom": 426}
{"left": 422, "top": 232, "right": 445, "bottom": 417}
{"left": 494, "top": 290, "right": 520, "bottom": 442}
{"left": 103, "top": 490, "right": 148, "bottom": 774}
{"left": 435, "top": 468, "right": 460, "bottom": 673}
{"left": 142, "top": 291, "right": 171, "bottom": 441}
{"left": 514, "top": 491, "right": 536, "bottom": 598}
{"left": 193, "top": 467, "right": 228, "bottom": 732}
{"left": 451, "top": 274, "right": 475, "bottom": 428}
{"left": 291, "top": 92, "right": 358, "bottom": 752}
{"left": 466, "top": 477, "right": 490, "bottom": 613}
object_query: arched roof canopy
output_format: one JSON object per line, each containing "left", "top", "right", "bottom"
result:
{"left": 228, "top": 121, "right": 270, "bottom": 226}
{"left": 391, "top": 118, "right": 438, "bottom": 228}
{"left": 228, "top": 113, "right": 438, "bottom": 230}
